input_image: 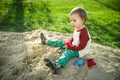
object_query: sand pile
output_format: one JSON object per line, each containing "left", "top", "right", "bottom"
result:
{"left": 0, "top": 29, "right": 120, "bottom": 80}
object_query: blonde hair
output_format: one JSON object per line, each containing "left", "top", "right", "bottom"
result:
{"left": 70, "top": 7, "right": 87, "bottom": 24}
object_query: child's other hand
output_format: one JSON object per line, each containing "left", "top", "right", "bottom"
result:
{"left": 65, "top": 41, "right": 71, "bottom": 47}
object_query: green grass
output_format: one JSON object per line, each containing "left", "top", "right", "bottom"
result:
{"left": 0, "top": 0, "right": 120, "bottom": 48}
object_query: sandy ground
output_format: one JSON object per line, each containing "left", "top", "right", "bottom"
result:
{"left": 0, "top": 29, "right": 120, "bottom": 80}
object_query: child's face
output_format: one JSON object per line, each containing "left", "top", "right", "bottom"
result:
{"left": 69, "top": 13, "right": 84, "bottom": 29}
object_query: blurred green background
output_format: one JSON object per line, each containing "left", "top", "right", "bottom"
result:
{"left": 0, "top": 0, "right": 120, "bottom": 48}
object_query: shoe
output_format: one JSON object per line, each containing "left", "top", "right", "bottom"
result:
{"left": 40, "top": 32, "right": 46, "bottom": 44}
{"left": 44, "top": 58, "right": 58, "bottom": 74}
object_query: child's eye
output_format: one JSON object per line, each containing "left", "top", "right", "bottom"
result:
{"left": 73, "top": 20, "right": 76, "bottom": 22}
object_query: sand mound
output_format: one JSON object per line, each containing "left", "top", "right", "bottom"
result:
{"left": 0, "top": 29, "right": 120, "bottom": 80}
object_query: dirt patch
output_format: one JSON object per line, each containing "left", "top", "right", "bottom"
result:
{"left": 0, "top": 29, "right": 120, "bottom": 80}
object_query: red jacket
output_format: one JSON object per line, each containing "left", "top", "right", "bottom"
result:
{"left": 65, "top": 27, "right": 91, "bottom": 57}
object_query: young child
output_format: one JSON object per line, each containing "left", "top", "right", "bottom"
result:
{"left": 40, "top": 7, "right": 91, "bottom": 74}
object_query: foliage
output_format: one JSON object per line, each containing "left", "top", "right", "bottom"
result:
{"left": 0, "top": 0, "right": 52, "bottom": 31}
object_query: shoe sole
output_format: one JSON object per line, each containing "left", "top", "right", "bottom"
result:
{"left": 40, "top": 33, "right": 46, "bottom": 44}
{"left": 44, "top": 58, "right": 58, "bottom": 74}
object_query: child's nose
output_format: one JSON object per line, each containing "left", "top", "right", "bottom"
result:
{"left": 71, "top": 22, "right": 74, "bottom": 26}
{"left": 71, "top": 23, "right": 73, "bottom": 27}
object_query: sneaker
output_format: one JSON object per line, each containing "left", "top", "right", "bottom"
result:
{"left": 40, "top": 32, "right": 46, "bottom": 44}
{"left": 44, "top": 58, "right": 58, "bottom": 74}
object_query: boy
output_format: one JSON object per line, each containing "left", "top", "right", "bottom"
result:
{"left": 40, "top": 7, "right": 91, "bottom": 74}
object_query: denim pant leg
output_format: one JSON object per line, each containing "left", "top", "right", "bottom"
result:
{"left": 56, "top": 49, "right": 79, "bottom": 68}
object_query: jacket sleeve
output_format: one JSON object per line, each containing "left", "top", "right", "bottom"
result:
{"left": 67, "top": 29, "right": 89, "bottom": 51}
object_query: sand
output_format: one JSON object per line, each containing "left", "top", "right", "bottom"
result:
{"left": 0, "top": 29, "right": 120, "bottom": 80}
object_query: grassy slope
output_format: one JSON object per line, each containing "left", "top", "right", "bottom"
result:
{"left": 46, "top": 0, "right": 120, "bottom": 48}
{"left": 0, "top": 0, "right": 120, "bottom": 48}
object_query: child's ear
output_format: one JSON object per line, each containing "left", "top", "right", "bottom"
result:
{"left": 82, "top": 19, "right": 85, "bottom": 23}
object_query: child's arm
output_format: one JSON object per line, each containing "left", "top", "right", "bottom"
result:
{"left": 67, "top": 30, "right": 89, "bottom": 51}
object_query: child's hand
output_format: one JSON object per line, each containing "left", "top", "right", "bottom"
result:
{"left": 65, "top": 41, "right": 71, "bottom": 47}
